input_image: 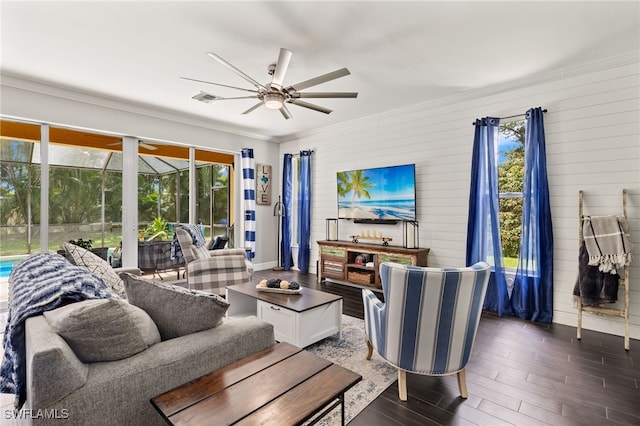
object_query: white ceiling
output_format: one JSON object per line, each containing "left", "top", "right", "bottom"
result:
{"left": 1, "top": 1, "right": 639, "bottom": 141}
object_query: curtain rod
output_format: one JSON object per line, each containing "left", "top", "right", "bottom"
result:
{"left": 472, "top": 109, "right": 547, "bottom": 125}
{"left": 285, "top": 149, "right": 315, "bottom": 157}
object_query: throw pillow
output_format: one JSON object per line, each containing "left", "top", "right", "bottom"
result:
{"left": 64, "top": 242, "right": 126, "bottom": 298}
{"left": 43, "top": 298, "right": 161, "bottom": 363}
{"left": 122, "top": 273, "right": 229, "bottom": 340}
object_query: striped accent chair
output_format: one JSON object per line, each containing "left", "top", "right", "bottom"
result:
{"left": 176, "top": 228, "right": 252, "bottom": 296}
{"left": 362, "top": 261, "right": 490, "bottom": 401}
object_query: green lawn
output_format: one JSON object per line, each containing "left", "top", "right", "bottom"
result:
{"left": 0, "top": 231, "right": 123, "bottom": 256}
{"left": 503, "top": 257, "right": 519, "bottom": 269}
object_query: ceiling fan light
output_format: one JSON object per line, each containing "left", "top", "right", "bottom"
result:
{"left": 264, "top": 93, "right": 284, "bottom": 109}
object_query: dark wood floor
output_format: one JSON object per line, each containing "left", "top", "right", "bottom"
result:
{"left": 254, "top": 269, "right": 640, "bottom": 426}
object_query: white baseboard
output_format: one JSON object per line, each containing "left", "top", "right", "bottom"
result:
{"left": 252, "top": 261, "right": 279, "bottom": 271}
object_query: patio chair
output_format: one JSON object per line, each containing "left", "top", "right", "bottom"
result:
{"left": 362, "top": 261, "right": 490, "bottom": 401}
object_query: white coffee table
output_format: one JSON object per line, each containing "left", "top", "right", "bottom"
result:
{"left": 226, "top": 282, "right": 343, "bottom": 348}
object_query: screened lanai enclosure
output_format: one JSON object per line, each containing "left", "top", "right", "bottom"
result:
{"left": 0, "top": 121, "right": 235, "bottom": 259}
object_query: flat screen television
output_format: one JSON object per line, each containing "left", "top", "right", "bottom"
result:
{"left": 337, "top": 163, "right": 416, "bottom": 222}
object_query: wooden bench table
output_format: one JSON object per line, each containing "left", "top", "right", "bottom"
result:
{"left": 151, "top": 342, "right": 362, "bottom": 425}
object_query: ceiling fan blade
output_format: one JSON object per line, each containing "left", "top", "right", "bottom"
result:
{"left": 289, "top": 99, "right": 332, "bottom": 114}
{"left": 180, "top": 76, "right": 259, "bottom": 93}
{"left": 291, "top": 92, "right": 358, "bottom": 99}
{"left": 219, "top": 96, "right": 259, "bottom": 100}
{"left": 139, "top": 142, "right": 157, "bottom": 151}
{"left": 206, "top": 52, "right": 267, "bottom": 91}
{"left": 287, "top": 68, "right": 351, "bottom": 92}
{"left": 280, "top": 105, "right": 292, "bottom": 120}
{"left": 242, "top": 102, "right": 264, "bottom": 115}
{"left": 270, "top": 48, "right": 293, "bottom": 90}
{"left": 192, "top": 92, "right": 258, "bottom": 103}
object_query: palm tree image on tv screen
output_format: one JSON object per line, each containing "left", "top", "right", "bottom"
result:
{"left": 337, "top": 164, "right": 416, "bottom": 221}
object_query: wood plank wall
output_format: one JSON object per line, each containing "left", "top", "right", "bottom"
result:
{"left": 279, "top": 58, "right": 640, "bottom": 339}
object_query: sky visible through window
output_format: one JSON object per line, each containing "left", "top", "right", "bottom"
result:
{"left": 498, "top": 135, "right": 520, "bottom": 165}
{"left": 497, "top": 120, "right": 525, "bottom": 269}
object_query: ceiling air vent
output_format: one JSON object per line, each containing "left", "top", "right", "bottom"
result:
{"left": 192, "top": 92, "right": 220, "bottom": 103}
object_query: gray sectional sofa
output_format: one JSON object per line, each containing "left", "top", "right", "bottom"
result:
{"left": 24, "top": 313, "right": 274, "bottom": 425}
{"left": 4, "top": 250, "right": 275, "bottom": 425}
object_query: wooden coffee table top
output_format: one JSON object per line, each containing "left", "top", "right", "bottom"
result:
{"left": 227, "top": 281, "right": 343, "bottom": 313}
{"left": 151, "top": 342, "right": 362, "bottom": 425}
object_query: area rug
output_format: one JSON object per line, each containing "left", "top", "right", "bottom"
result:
{"left": 305, "top": 315, "right": 397, "bottom": 425}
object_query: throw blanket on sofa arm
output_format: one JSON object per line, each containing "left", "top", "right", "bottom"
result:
{"left": 171, "top": 224, "right": 206, "bottom": 260}
{"left": 0, "top": 252, "right": 116, "bottom": 408}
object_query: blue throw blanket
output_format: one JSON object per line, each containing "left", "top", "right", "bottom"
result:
{"left": 170, "top": 224, "right": 206, "bottom": 260}
{"left": 0, "top": 252, "right": 116, "bottom": 408}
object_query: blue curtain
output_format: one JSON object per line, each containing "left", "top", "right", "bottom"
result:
{"left": 466, "top": 117, "right": 512, "bottom": 316}
{"left": 297, "top": 151, "right": 312, "bottom": 273}
{"left": 511, "top": 107, "right": 553, "bottom": 322}
{"left": 281, "top": 154, "right": 294, "bottom": 270}
{"left": 241, "top": 148, "right": 256, "bottom": 259}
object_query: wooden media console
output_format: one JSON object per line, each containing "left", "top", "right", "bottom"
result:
{"left": 317, "top": 240, "right": 429, "bottom": 290}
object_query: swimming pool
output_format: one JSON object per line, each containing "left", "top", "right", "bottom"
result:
{"left": 0, "top": 257, "right": 26, "bottom": 279}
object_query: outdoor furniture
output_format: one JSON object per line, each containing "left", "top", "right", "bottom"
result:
{"left": 138, "top": 240, "right": 184, "bottom": 279}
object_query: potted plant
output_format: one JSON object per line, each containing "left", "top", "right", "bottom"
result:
{"left": 68, "top": 238, "right": 93, "bottom": 250}
{"left": 68, "top": 238, "right": 109, "bottom": 261}
{"left": 138, "top": 217, "right": 178, "bottom": 275}
{"left": 144, "top": 217, "right": 170, "bottom": 241}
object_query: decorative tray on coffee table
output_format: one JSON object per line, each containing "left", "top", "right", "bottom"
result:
{"left": 255, "top": 285, "right": 302, "bottom": 295}
{"left": 256, "top": 278, "right": 302, "bottom": 294}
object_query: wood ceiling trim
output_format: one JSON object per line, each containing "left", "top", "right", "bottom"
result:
{"left": 0, "top": 120, "right": 41, "bottom": 142}
{"left": 195, "top": 150, "right": 234, "bottom": 165}
{"left": 49, "top": 127, "right": 121, "bottom": 151}
{"left": 1, "top": 120, "right": 235, "bottom": 165}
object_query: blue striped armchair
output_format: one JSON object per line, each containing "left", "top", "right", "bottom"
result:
{"left": 362, "top": 261, "right": 490, "bottom": 400}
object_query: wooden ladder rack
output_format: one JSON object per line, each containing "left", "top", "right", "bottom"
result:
{"left": 577, "top": 189, "right": 630, "bottom": 350}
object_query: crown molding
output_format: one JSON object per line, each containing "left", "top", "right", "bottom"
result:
{"left": 0, "top": 73, "right": 276, "bottom": 142}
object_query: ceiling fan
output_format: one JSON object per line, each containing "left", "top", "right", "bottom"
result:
{"left": 182, "top": 48, "right": 358, "bottom": 119}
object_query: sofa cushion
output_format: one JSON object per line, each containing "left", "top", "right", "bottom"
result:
{"left": 64, "top": 242, "right": 126, "bottom": 298}
{"left": 122, "top": 273, "right": 229, "bottom": 340}
{"left": 43, "top": 298, "right": 161, "bottom": 363}
{"left": 25, "top": 316, "right": 89, "bottom": 409}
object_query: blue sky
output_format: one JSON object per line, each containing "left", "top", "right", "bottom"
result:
{"left": 498, "top": 135, "right": 521, "bottom": 165}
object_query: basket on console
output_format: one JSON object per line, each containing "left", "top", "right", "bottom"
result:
{"left": 348, "top": 270, "right": 375, "bottom": 285}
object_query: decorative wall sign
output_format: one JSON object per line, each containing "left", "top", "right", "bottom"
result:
{"left": 256, "top": 163, "right": 272, "bottom": 205}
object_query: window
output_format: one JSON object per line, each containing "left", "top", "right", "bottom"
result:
{"left": 209, "top": 164, "right": 230, "bottom": 238}
{"left": 196, "top": 164, "right": 230, "bottom": 240}
{"left": 0, "top": 138, "right": 40, "bottom": 254}
{"left": 291, "top": 156, "right": 300, "bottom": 245}
{"left": 0, "top": 120, "right": 235, "bottom": 257}
{"left": 497, "top": 119, "right": 525, "bottom": 269}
